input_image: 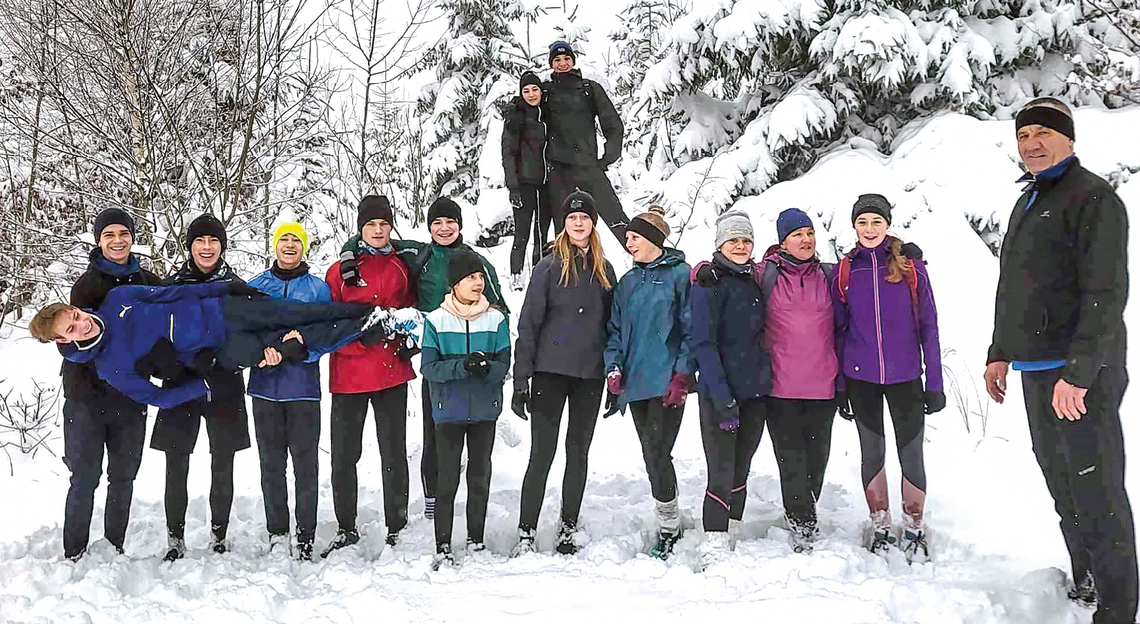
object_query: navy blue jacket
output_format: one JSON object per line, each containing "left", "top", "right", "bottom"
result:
{"left": 246, "top": 264, "right": 331, "bottom": 402}
{"left": 689, "top": 253, "right": 772, "bottom": 409}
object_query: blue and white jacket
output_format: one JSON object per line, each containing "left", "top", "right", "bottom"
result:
{"left": 420, "top": 299, "right": 510, "bottom": 424}
{"left": 246, "top": 263, "right": 331, "bottom": 402}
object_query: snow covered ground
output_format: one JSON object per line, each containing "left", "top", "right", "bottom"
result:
{"left": 2, "top": 108, "right": 1140, "bottom": 623}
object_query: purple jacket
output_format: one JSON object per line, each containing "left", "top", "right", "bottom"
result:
{"left": 831, "top": 240, "right": 942, "bottom": 392}
{"left": 761, "top": 246, "right": 838, "bottom": 399}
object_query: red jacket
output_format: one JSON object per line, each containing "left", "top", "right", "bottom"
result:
{"left": 326, "top": 251, "right": 417, "bottom": 394}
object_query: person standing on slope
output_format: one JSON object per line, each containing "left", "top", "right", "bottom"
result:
{"left": 322, "top": 196, "right": 418, "bottom": 558}
{"left": 338, "top": 196, "right": 507, "bottom": 524}
{"left": 983, "top": 98, "right": 1136, "bottom": 623}
{"left": 420, "top": 250, "right": 511, "bottom": 570}
{"left": 688, "top": 210, "right": 771, "bottom": 567}
{"left": 503, "top": 71, "right": 553, "bottom": 291}
{"left": 544, "top": 41, "right": 628, "bottom": 240}
{"left": 604, "top": 205, "right": 694, "bottom": 560}
{"left": 832, "top": 194, "right": 944, "bottom": 561}
{"left": 58, "top": 208, "right": 161, "bottom": 561}
{"left": 511, "top": 190, "right": 616, "bottom": 556}
{"left": 246, "top": 221, "right": 330, "bottom": 561}
{"left": 149, "top": 214, "right": 252, "bottom": 561}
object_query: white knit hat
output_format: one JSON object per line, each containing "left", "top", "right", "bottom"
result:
{"left": 715, "top": 210, "right": 753, "bottom": 249}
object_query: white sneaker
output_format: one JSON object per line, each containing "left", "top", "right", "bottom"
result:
{"left": 699, "top": 531, "right": 732, "bottom": 570}
{"left": 267, "top": 533, "right": 291, "bottom": 556}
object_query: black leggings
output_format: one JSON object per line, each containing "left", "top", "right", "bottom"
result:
{"left": 629, "top": 399, "right": 684, "bottom": 503}
{"left": 846, "top": 377, "right": 926, "bottom": 525}
{"left": 510, "top": 183, "right": 552, "bottom": 275}
{"left": 330, "top": 385, "right": 409, "bottom": 533}
{"left": 767, "top": 397, "right": 834, "bottom": 529}
{"left": 164, "top": 450, "right": 235, "bottom": 539}
{"left": 519, "top": 373, "right": 603, "bottom": 530}
{"left": 698, "top": 396, "right": 766, "bottom": 532}
{"left": 421, "top": 377, "right": 437, "bottom": 500}
{"left": 434, "top": 421, "right": 496, "bottom": 547}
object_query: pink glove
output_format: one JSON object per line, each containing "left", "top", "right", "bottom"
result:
{"left": 662, "top": 373, "right": 691, "bottom": 408}
{"left": 606, "top": 370, "right": 624, "bottom": 395}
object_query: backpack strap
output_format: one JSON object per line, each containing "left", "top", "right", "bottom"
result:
{"left": 759, "top": 260, "right": 779, "bottom": 301}
{"left": 581, "top": 79, "right": 599, "bottom": 119}
{"left": 904, "top": 259, "right": 920, "bottom": 310}
{"left": 837, "top": 255, "right": 852, "bottom": 304}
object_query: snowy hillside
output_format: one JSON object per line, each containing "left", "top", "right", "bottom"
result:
{"left": 1, "top": 106, "right": 1138, "bottom": 623}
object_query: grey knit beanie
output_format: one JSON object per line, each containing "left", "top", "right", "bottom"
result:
{"left": 714, "top": 210, "right": 753, "bottom": 249}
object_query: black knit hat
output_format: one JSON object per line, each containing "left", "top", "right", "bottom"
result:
{"left": 562, "top": 188, "right": 597, "bottom": 224}
{"left": 851, "top": 193, "right": 892, "bottom": 226}
{"left": 427, "top": 197, "right": 463, "bottom": 227}
{"left": 447, "top": 248, "right": 484, "bottom": 289}
{"left": 185, "top": 214, "right": 227, "bottom": 251}
{"left": 548, "top": 41, "right": 575, "bottom": 66}
{"left": 520, "top": 71, "right": 543, "bottom": 94}
{"left": 357, "top": 195, "right": 394, "bottom": 233}
{"left": 93, "top": 208, "right": 135, "bottom": 240}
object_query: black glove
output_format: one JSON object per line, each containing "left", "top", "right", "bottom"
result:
{"left": 205, "top": 367, "right": 244, "bottom": 404}
{"left": 603, "top": 391, "right": 621, "bottom": 418}
{"left": 463, "top": 351, "right": 491, "bottom": 378}
{"left": 835, "top": 390, "right": 854, "bottom": 421}
{"left": 694, "top": 264, "right": 720, "bottom": 288}
{"left": 901, "top": 242, "right": 923, "bottom": 261}
{"left": 189, "top": 349, "right": 219, "bottom": 377}
{"left": 227, "top": 281, "right": 266, "bottom": 298}
{"left": 395, "top": 334, "right": 418, "bottom": 360}
{"left": 272, "top": 335, "right": 308, "bottom": 364}
{"left": 339, "top": 249, "right": 361, "bottom": 287}
{"left": 924, "top": 390, "right": 946, "bottom": 415}
{"left": 511, "top": 388, "right": 529, "bottom": 420}
{"left": 509, "top": 189, "right": 523, "bottom": 210}
{"left": 135, "top": 338, "right": 190, "bottom": 381}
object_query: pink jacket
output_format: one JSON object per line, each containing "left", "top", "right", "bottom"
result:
{"left": 761, "top": 245, "right": 838, "bottom": 400}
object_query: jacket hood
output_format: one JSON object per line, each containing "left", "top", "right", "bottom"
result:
{"left": 711, "top": 251, "right": 753, "bottom": 276}
{"left": 88, "top": 247, "right": 142, "bottom": 278}
{"left": 764, "top": 244, "right": 820, "bottom": 275}
{"left": 644, "top": 247, "right": 685, "bottom": 269}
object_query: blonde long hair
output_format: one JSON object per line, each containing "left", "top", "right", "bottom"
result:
{"left": 553, "top": 228, "right": 612, "bottom": 290}
{"left": 885, "top": 235, "right": 915, "bottom": 284}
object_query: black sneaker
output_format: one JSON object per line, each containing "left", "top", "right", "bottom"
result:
{"left": 1068, "top": 571, "right": 1097, "bottom": 607}
{"left": 163, "top": 534, "right": 186, "bottom": 562}
{"left": 320, "top": 528, "right": 360, "bottom": 559}
{"left": 511, "top": 528, "right": 536, "bottom": 558}
{"left": 432, "top": 543, "right": 455, "bottom": 571}
{"left": 649, "top": 530, "right": 682, "bottom": 560}
{"left": 385, "top": 531, "right": 400, "bottom": 547}
{"left": 210, "top": 525, "right": 227, "bottom": 554}
{"left": 65, "top": 549, "right": 86, "bottom": 562}
{"left": 295, "top": 540, "right": 314, "bottom": 562}
{"left": 555, "top": 523, "right": 578, "bottom": 556}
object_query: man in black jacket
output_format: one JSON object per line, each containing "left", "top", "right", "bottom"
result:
{"left": 59, "top": 208, "right": 161, "bottom": 560}
{"left": 544, "top": 41, "right": 627, "bottom": 240}
{"left": 984, "top": 97, "right": 1136, "bottom": 624}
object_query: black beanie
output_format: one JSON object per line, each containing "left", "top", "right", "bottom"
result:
{"left": 447, "top": 248, "right": 484, "bottom": 289}
{"left": 520, "top": 71, "right": 543, "bottom": 94}
{"left": 427, "top": 197, "right": 463, "bottom": 227}
{"left": 851, "top": 193, "right": 892, "bottom": 226}
{"left": 562, "top": 188, "right": 598, "bottom": 224}
{"left": 548, "top": 41, "right": 575, "bottom": 66}
{"left": 357, "top": 195, "right": 394, "bottom": 233}
{"left": 185, "top": 214, "right": 227, "bottom": 251}
{"left": 93, "top": 208, "right": 136, "bottom": 240}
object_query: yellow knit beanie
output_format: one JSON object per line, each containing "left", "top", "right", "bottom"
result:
{"left": 272, "top": 221, "right": 309, "bottom": 257}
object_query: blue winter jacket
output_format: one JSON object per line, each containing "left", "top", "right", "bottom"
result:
{"left": 604, "top": 248, "right": 695, "bottom": 406}
{"left": 421, "top": 303, "right": 511, "bottom": 424}
{"left": 246, "top": 265, "right": 331, "bottom": 402}
{"left": 62, "top": 282, "right": 229, "bottom": 408}
{"left": 689, "top": 253, "right": 772, "bottom": 410}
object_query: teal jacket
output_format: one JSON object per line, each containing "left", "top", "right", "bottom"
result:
{"left": 421, "top": 305, "right": 511, "bottom": 424}
{"left": 604, "top": 248, "right": 695, "bottom": 406}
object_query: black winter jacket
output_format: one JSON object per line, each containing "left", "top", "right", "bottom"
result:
{"left": 987, "top": 158, "right": 1129, "bottom": 389}
{"left": 502, "top": 97, "right": 548, "bottom": 189}
{"left": 543, "top": 70, "right": 623, "bottom": 169}
{"left": 513, "top": 249, "right": 616, "bottom": 390}
{"left": 61, "top": 248, "right": 161, "bottom": 408}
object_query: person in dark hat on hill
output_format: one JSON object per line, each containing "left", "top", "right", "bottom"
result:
{"left": 503, "top": 71, "right": 553, "bottom": 291}
{"left": 543, "top": 40, "right": 628, "bottom": 241}
{"left": 57, "top": 207, "right": 161, "bottom": 560}
{"left": 337, "top": 195, "right": 506, "bottom": 523}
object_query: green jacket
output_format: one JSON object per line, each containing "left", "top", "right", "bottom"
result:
{"left": 340, "top": 235, "right": 507, "bottom": 314}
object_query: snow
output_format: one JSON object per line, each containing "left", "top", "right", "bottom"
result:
{"left": 3, "top": 104, "right": 1139, "bottom": 622}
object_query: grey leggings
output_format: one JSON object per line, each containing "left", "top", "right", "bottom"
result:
{"left": 846, "top": 377, "right": 926, "bottom": 526}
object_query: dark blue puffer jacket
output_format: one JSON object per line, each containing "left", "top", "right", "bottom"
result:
{"left": 246, "top": 264, "right": 331, "bottom": 402}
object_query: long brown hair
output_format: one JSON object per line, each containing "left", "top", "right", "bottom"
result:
{"left": 885, "top": 235, "right": 915, "bottom": 284}
{"left": 553, "top": 228, "right": 612, "bottom": 290}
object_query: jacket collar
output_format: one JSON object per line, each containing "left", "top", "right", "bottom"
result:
{"left": 711, "top": 251, "right": 753, "bottom": 276}
{"left": 637, "top": 247, "right": 685, "bottom": 270}
{"left": 173, "top": 259, "right": 232, "bottom": 284}
{"left": 551, "top": 69, "right": 582, "bottom": 84}
{"left": 763, "top": 244, "right": 819, "bottom": 274}
{"left": 1016, "top": 155, "right": 1078, "bottom": 186}
{"left": 89, "top": 247, "right": 142, "bottom": 279}
{"left": 271, "top": 262, "right": 310, "bottom": 281}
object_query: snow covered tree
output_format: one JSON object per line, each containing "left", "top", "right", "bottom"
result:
{"left": 417, "top": 0, "right": 529, "bottom": 205}
{"left": 634, "top": 0, "right": 1140, "bottom": 219}
{"left": 1067, "top": 0, "right": 1140, "bottom": 105}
